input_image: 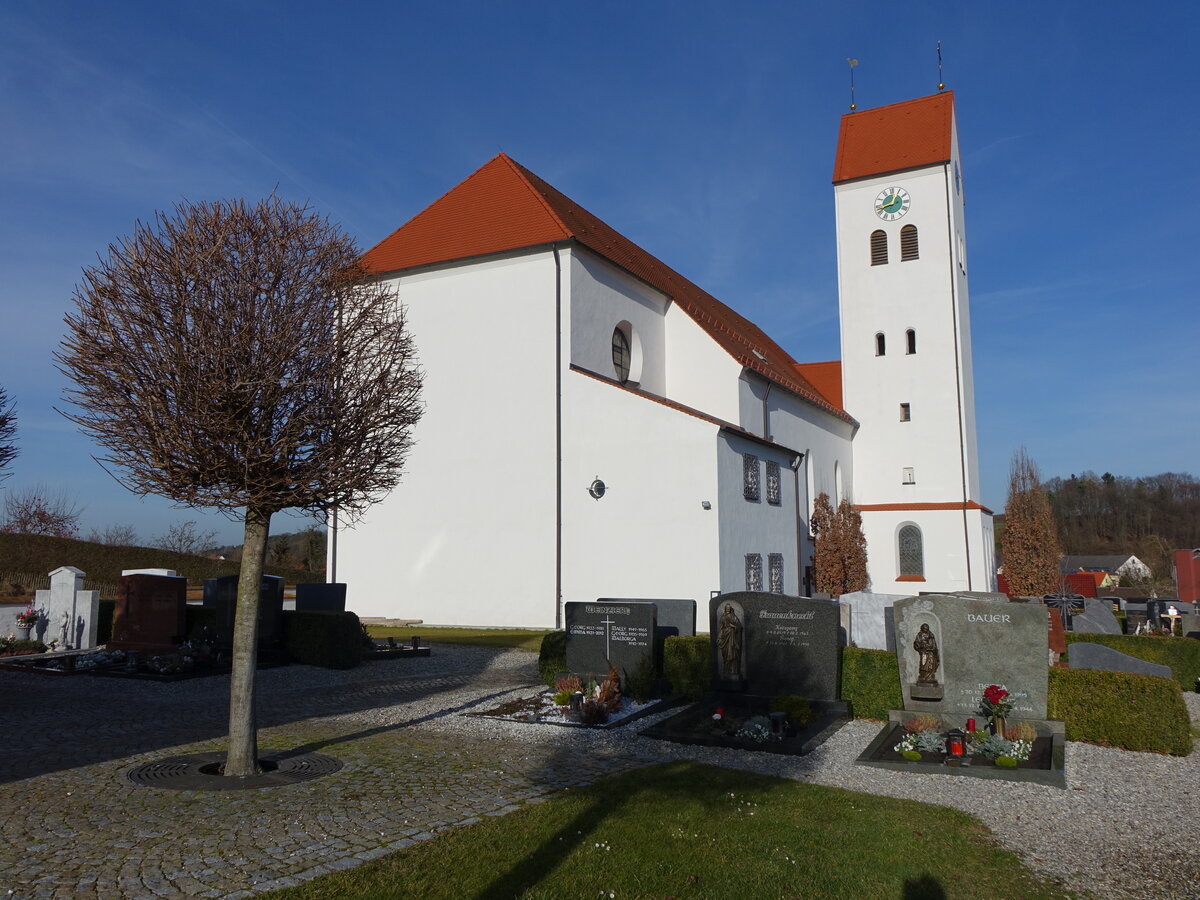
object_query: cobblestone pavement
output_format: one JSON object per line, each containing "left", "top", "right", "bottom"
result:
{"left": 0, "top": 647, "right": 652, "bottom": 899}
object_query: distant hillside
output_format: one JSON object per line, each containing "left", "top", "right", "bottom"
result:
{"left": 0, "top": 532, "right": 323, "bottom": 599}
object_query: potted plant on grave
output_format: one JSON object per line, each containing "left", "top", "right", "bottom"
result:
{"left": 14, "top": 607, "right": 39, "bottom": 641}
{"left": 979, "top": 684, "right": 1015, "bottom": 738}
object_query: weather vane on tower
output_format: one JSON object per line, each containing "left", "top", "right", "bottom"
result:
{"left": 846, "top": 57, "right": 859, "bottom": 111}
{"left": 937, "top": 41, "right": 945, "bottom": 91}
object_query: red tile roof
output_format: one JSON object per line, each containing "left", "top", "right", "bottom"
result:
{"left": 362, "top": 154, "right": 852, "bottom": 423}
{"left": 833, "top": 92, "right": 954, "bottom": 184}
{"left": 793, "top": 360, "right": 842, "bottom": 410}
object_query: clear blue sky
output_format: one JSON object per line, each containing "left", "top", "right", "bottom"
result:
{"left": 1, "top": 1, "right": 1196, "bottom": 546}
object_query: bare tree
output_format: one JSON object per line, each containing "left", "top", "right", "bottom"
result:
{"left": 1, "top": 485, "right": 82, "bottom": 538}
{"left": 88, "top": 523, "right": 140, "bottom": 546}
{"left": 1002, "top": 447, "right": 1062, "bottom": 596}
{"left": 57, "top": 195, "right": 423, "bottom": 775}
{"left": 810, "top": 491, "right": 869, "bottom": 596}
{"left": 153, "top": 520, "right": 218, "bottom": 555}
{"left": 0, "top": 386, "right": 16, "bottom": 485}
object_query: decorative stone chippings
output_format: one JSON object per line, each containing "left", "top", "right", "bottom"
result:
{"left": 0, "top": 645, "right": 1197, "bottom": 899}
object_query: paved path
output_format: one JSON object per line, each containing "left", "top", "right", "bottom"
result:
{"left": 0, "top": 646, "right": 650, "bottom": 899}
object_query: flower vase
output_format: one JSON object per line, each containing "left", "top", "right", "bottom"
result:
{"left": 17, "top": 624, "right": 32, "bottom": 641}
{"left": 990, "top": 716, "right": 1007, "bottom": 738}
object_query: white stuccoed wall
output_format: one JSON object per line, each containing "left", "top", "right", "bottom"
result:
{"left": 335, "top": 250, "right": 561, "bottom": 627}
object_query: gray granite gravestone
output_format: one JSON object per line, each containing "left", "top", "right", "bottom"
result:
{"left": 709, "top": 592, "right": 840, "bottom": 700}
{"left": 564, "top": 601, "right": 656, "bottom": 682}
{"left": 1071, "top": 598, "right": 1122, "bottom": 635}
{"left": 295, "top": 583, "right": 347, "bottom": 612}
{"left": 838, "top": 591, "right": 911, "bottom": 651}
{"left": 33, "top": 566, "right": 100, "bottom": 650}
{"left": 893, "top": 595, "right": 1049, "bottom": 719}
{"left": 595, "top": 598, "right": 695, "bottom": 637}
{"left": 1068, "top": 642, "right": 1173, "bottom": 680}
{"left": 203, "top": 574, "right": 285, "bottom": 649}
{"left": 1182, "top": 614, "right": 1200, "bottom": 640}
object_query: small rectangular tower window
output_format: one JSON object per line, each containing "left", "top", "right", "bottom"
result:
{"left": 902, "top": 467, "right": 915, "bottom": 484}
{"left": 900, "top": 403, "right": 911, "bottom": 422}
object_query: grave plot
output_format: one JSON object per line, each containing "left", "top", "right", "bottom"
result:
{"left": 640, "top": 593, "right": 850, "bottom": 755}
{"left": 854, "top": 595, "right": 1066, "bottom": 787}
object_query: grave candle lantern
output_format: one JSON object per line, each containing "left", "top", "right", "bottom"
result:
{"left": 946, "top": 728, "right": 966, "bottom": 763}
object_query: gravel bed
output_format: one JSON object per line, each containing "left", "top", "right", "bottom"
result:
{"left": 422, "top": 650, "right": 1200, "bottom": 900}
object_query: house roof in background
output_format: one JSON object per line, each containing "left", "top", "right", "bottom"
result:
{"left": 833, "top": 92, "right": 954, "bottom": 184}
{"left": 362, "top": 154, "right": 853, "bottom": 423}
{"left": 1059, "top": 554, "right": 1142, "bottom": 574}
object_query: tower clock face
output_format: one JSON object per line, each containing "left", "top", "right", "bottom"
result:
{"left": 874, "top": 187, "right": 911, "bottom": 221}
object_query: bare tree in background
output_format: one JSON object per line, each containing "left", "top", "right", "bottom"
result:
{"left": 0, "top": 386, "right": 17, "bottom": 484}
{"left": 153, "top": 520, "right": 218, "bottom": 555}
{"left": 88, "top": 523, "right": 140, "bottom": 546}
{"left": 1002, "top": 447, "right": 1062, "bottom": 596}
{"left": 1, "top": 485, "right": 82, "bottom": 538}
{"left": 57, "top": 196, "right": 423, "bottom": 776}
{"left": 810, "top": 491, "right": 869, "bottom": 596}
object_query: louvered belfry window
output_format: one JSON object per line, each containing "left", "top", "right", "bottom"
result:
{"left": 900, "top": 224, "right": 919, "bottom": 261}
{"left": 870, "top": 229, "right": 888, "bottom": 266}
{"left": 899, "top": 525, "right": 924, "bottom": 576}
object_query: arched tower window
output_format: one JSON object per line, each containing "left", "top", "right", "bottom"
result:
{"left": 900, "top": 224, "right": 919, "bottom": 261}
{"left": 906, "top": 329, "right": 916, "bottom": 355}
{"left": 875, "top": 332, "right": 886, "bottom": 356}
{"left": 870, "top": 230, "right": 888, "bottom": 266}
{"left": 898, "top": 524, "right": 924, "bottom": 577}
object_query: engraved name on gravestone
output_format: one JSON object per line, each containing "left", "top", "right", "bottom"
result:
{"left": 564, "top": 601, "right": 656, "bottom": 682}
{"left": 709, "top": 592, "right": 840, "bottom": 700}
{"left": 894, "top": 595, "right": 1049, "bottom": 720}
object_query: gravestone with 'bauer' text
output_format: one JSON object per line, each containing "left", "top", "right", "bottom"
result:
{"left": 893, "top": 595, "right": 1048, "bottom": 720}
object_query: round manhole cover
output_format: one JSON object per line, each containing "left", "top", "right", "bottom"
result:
{"left": 128, "top": 751, "right": 343, "bottom": 790}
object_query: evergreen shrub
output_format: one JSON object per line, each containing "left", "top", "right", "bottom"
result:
{"left": 663, "top": 635, "right": 710, "bottom": 700}
{"left": 840, "top": 647, "right": 902, "bottom": 720}
{"left": 282, "top": 610, "right": 362, "bottom": 669}
{"left": 538, "top": 630, "right": 566, "bottom": 687}
{"left": 1064, "top": 633, "right": 1200, "bottom": 690}
{"left": 1047, "top": 667, "right": 1192, "bottom": 755}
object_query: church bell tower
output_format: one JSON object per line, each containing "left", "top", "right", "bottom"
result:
{"left": 833, "top": 91, "right": 995, "bottom": 593}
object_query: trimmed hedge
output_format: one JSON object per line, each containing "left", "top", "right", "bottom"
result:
{"left": 840, "top": 648, "right": 903, "bottom": 720}
{"left": 664, "top": 635, "right": 710, "bottom": 700}
{"left": 1064, "top": 633, "right": 1200, "bottom": 691}
{"left": 282, "top": 610, "right": 362, "bottom": 669}
{"left": 538, "top": 630, "right": 566, "bottom": 687}
{"left": 1047, "top": 667, "right": 1192, "bottom": 755}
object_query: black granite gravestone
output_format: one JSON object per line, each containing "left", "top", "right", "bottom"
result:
{"left": 564, "top": 601, "right": 656, "bottom": 682}
{"left": 202, "top": 574, "right": 285, "bottom": 650}
{"left": 708, "top": 593, "right": 840, "bottom": 700}
{"left": 1068, "top": 642, "right": 1173, "bottom": 679}
{"left": 595, "top": 598, "right": 696, "bottom": 637}
{"left": 295, "top": 583, "right": 347, "bottom": 612}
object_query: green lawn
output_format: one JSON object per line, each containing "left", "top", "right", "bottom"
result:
{"left": 366, "top": 625, "right": 551, "bottom": 652}
{"left": 265, "top": 762, "right": 1076, "bottom": 899}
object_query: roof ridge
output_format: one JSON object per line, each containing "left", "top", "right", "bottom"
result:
{"left": 498, "top": 154, "right": 574, "bottom": 240}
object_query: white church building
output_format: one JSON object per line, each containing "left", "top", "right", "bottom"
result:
{"left": 334, "top": 91, "right": 995, "bottom": 628}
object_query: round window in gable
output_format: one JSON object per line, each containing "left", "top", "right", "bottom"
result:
{"left": 612, "top": 326, "right": 631, "bottom": 384}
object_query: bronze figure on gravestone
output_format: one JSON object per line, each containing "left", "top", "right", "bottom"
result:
{"left": 913, "top": 623, "right": 939, "bottom": 684}
{"left": 718, "top": 603, "right": 743, "bottom": 680}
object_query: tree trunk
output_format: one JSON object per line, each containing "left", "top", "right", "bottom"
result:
{"left": 225, "top": 507, "right": 271, "bottom": 776}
